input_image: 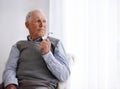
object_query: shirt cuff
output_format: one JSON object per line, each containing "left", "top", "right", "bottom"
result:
{"left": 4, "top": 79, "right": 18, "bottom": 87}
{"left": 42, "top": 51, "right": 54, "bottom": 62}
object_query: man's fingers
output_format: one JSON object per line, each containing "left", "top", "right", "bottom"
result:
{"left": 42, "top": 39, "right": 51, "bottom": 46}
{"left": 40, "top": 38, "right": 51, "bottom": 54}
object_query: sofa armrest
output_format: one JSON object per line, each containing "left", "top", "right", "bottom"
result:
{"left": 57, "top": 53, "right": 75, "bottom": 89}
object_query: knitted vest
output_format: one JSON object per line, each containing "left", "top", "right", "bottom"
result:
{"left": 16, "top": 37, "right": 59, "bottom": 86}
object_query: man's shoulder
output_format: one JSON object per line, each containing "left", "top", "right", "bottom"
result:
{"left": 48, "top": 36, "right": 60, "bottom": 46}
{"left": 48, "top": 36, "right": 60, "bottom": 42}
{"left": 16, "top": 40, "right": 28, "bottom": 45}
{"left": 15, "top": 40, "right": 30, "bottom": 49}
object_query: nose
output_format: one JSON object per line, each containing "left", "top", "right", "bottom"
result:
{"left": 39, "top": 21, "right": 43, "bottom": 27}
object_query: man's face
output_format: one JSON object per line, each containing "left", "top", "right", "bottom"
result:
{"left": 26, "top": 11, "right": 47, "bottom": 40}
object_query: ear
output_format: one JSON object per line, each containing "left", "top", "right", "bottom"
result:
{"left": 25, "top": 21, "right": 29, "bottom": 29}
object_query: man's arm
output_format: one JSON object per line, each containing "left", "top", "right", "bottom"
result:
{"left": 42, "top": 41, "right": 71, "bottom": 81}
{"left": 3, "top": 45, "right": 19, "bottom": 88}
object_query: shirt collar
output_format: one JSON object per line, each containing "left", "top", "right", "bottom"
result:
{"left": 27, "top": 35, "right": 43, "bottom": 42}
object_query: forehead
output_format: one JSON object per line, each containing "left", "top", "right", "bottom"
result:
{"left": 31, "top": 11, "right": 46, "bottom": 20}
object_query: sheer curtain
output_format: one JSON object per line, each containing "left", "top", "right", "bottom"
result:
{"left": 49, "top": 0, "right": 119, "bottom": 89}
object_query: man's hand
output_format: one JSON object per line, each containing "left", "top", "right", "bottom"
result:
{"left": 40, "top": 39, "right": 51, "bottom": 55}
{"left": 5, "top": 84, "right": 17, "bottom": 89}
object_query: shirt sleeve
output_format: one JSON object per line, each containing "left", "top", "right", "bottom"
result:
{"left": 3, "top": 45, "right": 19, "bottom": 87}
{"left": 42, "top": 41, "right": 71, "bottom": 82}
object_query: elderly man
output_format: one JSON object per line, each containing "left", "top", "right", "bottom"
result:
{"left": 2, "top": 9, "right": 70, "bottom": 89}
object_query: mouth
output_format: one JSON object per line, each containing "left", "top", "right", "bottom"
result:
{"left": 37, "top": 28, "right": 45, "bottom": 31}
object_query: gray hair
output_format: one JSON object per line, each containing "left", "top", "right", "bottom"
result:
{"left": 25, "top": 9, "right": 46, "bottom": 22}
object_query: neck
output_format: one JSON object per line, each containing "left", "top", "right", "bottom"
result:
{"left": 30, "top": 35, "right": 42, "bottom": 41}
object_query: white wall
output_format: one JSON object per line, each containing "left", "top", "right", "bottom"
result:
{"left": 49, "top": 1, "right": 65, "bottom": 40}
{"left": 118, "top": 0, "right": 120, "bottom": 87}
{"left": 0, "top": 0, "right": 49, "bottom": 82}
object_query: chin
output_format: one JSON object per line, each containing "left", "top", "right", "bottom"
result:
{"left": 38, "top": 34, "right": 44, "bottom": 38}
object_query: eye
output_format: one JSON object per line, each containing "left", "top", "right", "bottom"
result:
{"left": 36, "top": 19, "right": 41, "bottom": 22}
{"left": 43, "top": 19, "right": 46, "bottom": 23}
